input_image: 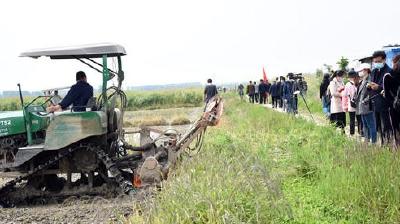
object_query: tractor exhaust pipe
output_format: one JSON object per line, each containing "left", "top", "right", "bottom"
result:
{"left": 17, "top": 83, "right": 24, "bottom": 109}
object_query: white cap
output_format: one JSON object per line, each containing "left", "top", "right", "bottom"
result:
{"left": 356, "top": 63, "right": 371, "bottom": 72}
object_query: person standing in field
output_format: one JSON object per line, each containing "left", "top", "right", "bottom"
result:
{"left": 277, "top": 77, "right": 284, "bottom": 108}
{"left": 238, "top": 83, "right": 245, "bottom": 100}
{"left": 50, "top": 90, "right": 63, "bottom": 106}
{"left": 204, "top": 78, "right": 218, "bottom": 103}
{"left": 270, "top": 80, "right": 278, "bottom": 108}
{"left": 343, "top": 70, "right": 362, "bottom": 136}
{"left": 383, "top": 55, "right": 400, "bottom": 146}
{"left": 254, "top": 81, "right": 259, "bottom": 103}
{"left": 329, "top": 70, "right": 346, "bottom": 131}
{"left": 247, "top": 81, "right": 255, "bottom": 103}
{"left": 265, "top": 80, "right": 271, "bottom": 104}
{"left": 259, "top": 79, "right": 268, "bottom": 104}
{"left": 370, "top": 51, "right": 393, "bottom": 145}
{"left": 354, "top": 63, "right": 377, "bottom": 143}
{"left": 320, "top": 73, "right": 331, "bottom": 117}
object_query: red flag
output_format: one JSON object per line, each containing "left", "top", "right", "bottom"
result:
{"left": 263, "top": 67, "right": 268, "bottom": 82}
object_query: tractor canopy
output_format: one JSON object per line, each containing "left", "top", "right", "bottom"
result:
{"left": 20, "top": 43, "right": 126, "bottom": 59}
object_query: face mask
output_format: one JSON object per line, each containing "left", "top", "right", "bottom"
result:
{"left": 373, "top": 62, "right": 384, "bottom": 69}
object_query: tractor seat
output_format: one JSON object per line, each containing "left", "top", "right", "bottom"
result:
{"left": 70, "top": 97, "right": 98, "bottom": 112}
{"left": 86, "top": 97, "right": 98, "bottom": 111}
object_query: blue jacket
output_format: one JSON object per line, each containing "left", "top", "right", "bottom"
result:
{"left": 265, "top": 83, "right": 271, "bottom": 93}
{"left": 270, "top": 84, "right": 278, "bottom": 97}
{"left": 283, "top": 80, "right": 298, "bottom": 100}
{"left": 258, "top": 83, "right": 268, "bottom": 94}
{"left": 59, "top": 81, "right": 94, "bottom": 111}
{"left": 371, "top": 64, "right": 392, "bottom": 112}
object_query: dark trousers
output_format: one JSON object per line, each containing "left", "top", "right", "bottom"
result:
{"left": 356, "top": 114, "right": 363, "bottom": 136}
{"left": 255, "top": 93, "right": 259, "bottom": 103}
{"left": 375, "top": 110, "right": 393, "bottom": 145}
{"left": 249, "top": 94, "right": 255, "bottom": 103}
{"left": 330, "top": 112, "right": 346, "bottom": 130}
{"left": 349, "top": 112, "right": 363, "bottom": 135}
{"left": 259, "top": 93, "right": 266, "bottom": 104}
{"left": 349, "top": 112, "right": 355, "bottom": 135}
{"left": 272, "top": 96, "right": 278, "bottom": 107}
{"left": 278, "top": 97, "right": 283, "bottom": 108}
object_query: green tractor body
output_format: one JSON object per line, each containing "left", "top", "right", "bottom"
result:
{"left": 0, "top": 109, "right": 48, "bottom": 137}
{"left": 0, "top": 43, "right": 125, "bottom": 176}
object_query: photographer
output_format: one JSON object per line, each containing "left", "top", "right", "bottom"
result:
{"left": 354, "top": 63, "right": 377, "bottom": 143}
{"left": 283, "top": 73, "right": 299, "bottom": 114}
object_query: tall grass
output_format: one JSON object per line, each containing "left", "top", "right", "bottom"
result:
{"left": 129, "top": 93, "right": 400, "bottom": 223}
{"left": 0, "top": 97, "right": 25, "bottom": 111}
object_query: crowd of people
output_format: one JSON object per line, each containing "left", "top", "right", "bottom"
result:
{"left": 239, "top": 79, "right": 271, "bottom": 104}
{"left": 239, "top": 74, "right": 308, "bottom": 114}
{"left": 320, "top": 51, "right": 400, "bottom": 147}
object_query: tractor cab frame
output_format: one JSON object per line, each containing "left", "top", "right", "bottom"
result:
{"left": 19, "top": 43, "right": 127, "bottom": 148}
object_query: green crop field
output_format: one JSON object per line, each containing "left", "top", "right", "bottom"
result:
{"left": 128, "top": 91, "right": 400, "bottom": 224}
{"left": 0, "top": 88, "right": 204, "bottom": 111}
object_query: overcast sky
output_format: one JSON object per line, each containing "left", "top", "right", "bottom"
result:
{"left": 1, "top": 0, "right": 399, "bottom": 91}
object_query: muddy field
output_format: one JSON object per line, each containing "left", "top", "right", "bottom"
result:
{"left": 0, "top": 107, "right": 203, "bottom": 224}
{"left": 0, "top": 190, "right": 151, "bottom": 224}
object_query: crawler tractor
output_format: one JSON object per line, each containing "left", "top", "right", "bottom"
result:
{"left": 0, "top": 43, "right": 223, "bottom": 207}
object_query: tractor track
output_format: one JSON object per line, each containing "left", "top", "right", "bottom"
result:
{"left": 0, "top": 142, "right": 135, "bottom": 208}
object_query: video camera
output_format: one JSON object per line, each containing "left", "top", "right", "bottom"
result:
{"left": 287, "top": 73, "right": 303, "bottom": 81}
{"left": 287, "top": 73, "right": 308, "bottom": 93}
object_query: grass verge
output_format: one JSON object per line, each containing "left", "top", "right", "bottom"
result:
{"left": 128, "top": 93, "right": 400, "bottom": 223}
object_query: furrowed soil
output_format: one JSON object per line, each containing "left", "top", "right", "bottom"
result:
{"left": 0, "top": 192, "right": 148, "bottom": 224}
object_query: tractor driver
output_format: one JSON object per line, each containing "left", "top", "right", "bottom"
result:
{"left": 47, "top": 71, "right": 94, "bottom": 112}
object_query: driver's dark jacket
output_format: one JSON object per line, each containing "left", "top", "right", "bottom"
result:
{"left": 59, "top": 81, "right": 93, "bottom": 111}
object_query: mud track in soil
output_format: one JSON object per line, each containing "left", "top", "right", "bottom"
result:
{"left": 0, "top": 189, "right": 152, "bottom": 224}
